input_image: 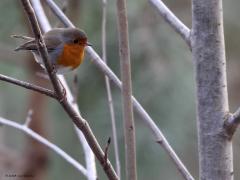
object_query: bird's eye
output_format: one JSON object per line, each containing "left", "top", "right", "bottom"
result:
{"left": 73, "top": 39, "right": 79, "bottom": 44}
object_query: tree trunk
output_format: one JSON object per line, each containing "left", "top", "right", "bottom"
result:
{"left": 191, "top": 0, "right": 233, "bottom": 179}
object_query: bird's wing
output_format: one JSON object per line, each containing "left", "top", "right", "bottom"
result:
{"left": 14, "top": 36, "right": 62, "bottom": 53}
{"left": 43, "top": 29, "right": 64, "bottom": 52}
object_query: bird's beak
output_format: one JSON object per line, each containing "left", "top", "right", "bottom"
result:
{"left": 86, "top": 42, "right": 92, "bottom": 46}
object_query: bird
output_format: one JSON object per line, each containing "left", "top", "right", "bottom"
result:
{"left": 13, "top": 28, "right": 91, "bottom": 74}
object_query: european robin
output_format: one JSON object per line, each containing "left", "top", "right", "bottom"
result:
{"left": 14, "top": 28, "right": 91, "bottom": 74}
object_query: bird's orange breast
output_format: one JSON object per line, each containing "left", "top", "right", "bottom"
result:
{"left": 57, "top": 44, "right": 85, "bottom": 69}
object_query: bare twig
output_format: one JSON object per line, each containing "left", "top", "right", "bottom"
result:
{"left": 116, "top": 0, "right": 137, "bottom": 180}
{"left": 149, "top": 0, "right": 191, "bottom": 47}
{"left": 31, "top": 1, "right": 97, "bottom": 179}
{"left": 0, "top": 73, "right": 57, "bottom": 99}
{"left": 44, "top": 1, "right": 194, "bottom": 179}
{"left": 21, "top": 0, "right": 117, "bottom": 179}
{"left": 0, "top": 117, "right": 88, "bottom": 177}
{"left": 101, "top": 0, "right": 121, "bottom": 178}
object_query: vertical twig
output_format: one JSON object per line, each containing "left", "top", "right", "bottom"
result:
{"left": 116, "top": 0, "right": 137, "bottom": 179}
{"left": 101, "top": 0, "right": 121, "bottom": 178}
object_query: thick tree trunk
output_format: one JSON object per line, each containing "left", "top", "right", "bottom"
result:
{"left": 192, "top": 0, "right": 233, "bottom": 179}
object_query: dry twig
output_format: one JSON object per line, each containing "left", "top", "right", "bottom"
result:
{"left": 0, "top": 73, "right": 57, "bottom": 99}
{"left": 116, "top": 0, "right": 137, "bottom": 179}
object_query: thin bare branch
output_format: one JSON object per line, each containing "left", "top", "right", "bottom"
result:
{"left": 0, "top": 117, "right": 88, "bottom": 177}
{"left": 149, "top": 0, "right": 191, "bottom": 47}
{"left": 44, "top": 1, "right": 194, "bottom": 179}
{"left": 31, "top": 1, "right": 97, "bottom": 179}
{"left": 0, "top": 73, "right": 57, "bottom": 99}
{"left": 21, "top": 1, "right": 117, "bottom": 179}
{"left": 116, "top": 0, "right": 137, "bottom": 179}
{"left": 101, "top": 0, "right": 121, "bottom": 178}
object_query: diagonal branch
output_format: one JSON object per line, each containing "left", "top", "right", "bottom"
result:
{"left": 20, "top": 0, "right": 118, "bottom": 179}
{"left": 44, "top": 1, "right": 194, "bottom": 179}
{"left": 0, "top": 117, "right": 88, "bottom": 177}
{"left": 149, "top": 0, "right": 191, "bottom": 47}
{"left": 0, "top": 73, "right": 57, "bottom": 99}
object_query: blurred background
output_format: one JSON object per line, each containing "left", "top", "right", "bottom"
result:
{"left": 0, "top": 0, "right": 240, "bottom": 179}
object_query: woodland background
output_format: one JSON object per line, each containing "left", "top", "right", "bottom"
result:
{"left": 0, "top": 0, "right": 240, "bottom": 179}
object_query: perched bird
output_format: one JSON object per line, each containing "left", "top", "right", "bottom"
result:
{"left": 14, "top": 28, "right": 91, "bottom": 74}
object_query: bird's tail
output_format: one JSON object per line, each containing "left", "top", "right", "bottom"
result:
{"left": 11, "top": 35, "right": 37, "bottom": 51}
